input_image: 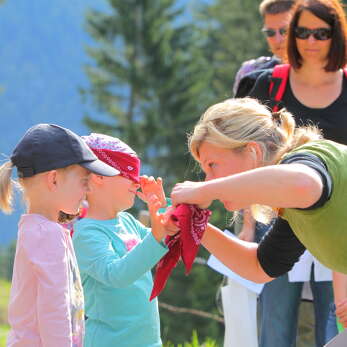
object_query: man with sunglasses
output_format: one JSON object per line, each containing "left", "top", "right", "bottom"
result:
{"left": 233, "top": 0, "right": 295, "bottom": 96}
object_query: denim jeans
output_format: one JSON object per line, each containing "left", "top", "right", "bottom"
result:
{"left": 258, "top": 270, "right": 337, "bottom": 347}
{"left": 255, "top": 222, "right": 337, "bottom": 347}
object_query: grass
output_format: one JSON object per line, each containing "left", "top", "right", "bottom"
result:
{"left": 0, "top": 279, "right": 10, "bottom": 346}
{"left": 164, "top": 331, "right": 220, "bottom": 347}
{"left": 0, "top": 325, "right": 9, "bottom": 347}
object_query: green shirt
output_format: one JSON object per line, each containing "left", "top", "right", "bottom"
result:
{"left": 281, "top": 140, "right": 347, "bottom": 273}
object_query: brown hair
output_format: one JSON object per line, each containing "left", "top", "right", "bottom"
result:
{"left": 287, "top": 0, "right": 347, "bottom": 71}
{"left": 259, "top": 0, "right": 296, "bottom": 17}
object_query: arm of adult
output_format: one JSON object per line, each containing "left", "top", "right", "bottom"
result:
{"left": 333, "top": 272, "right": 347, "bottom": 328}
{"left": 171, "top": 164, "right": 323, "bottom": 211}
{"left": 202, "top": 223, "right": 271, "bottom": 283}
{"left": 201, "top": 217, "right": 306, "bottom": 283}
{"left": 177, "top": 153, "right": 330, "bottom": 283}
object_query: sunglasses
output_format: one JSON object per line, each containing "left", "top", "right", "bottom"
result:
{"left": 262, "top": 27, "right": 287, "bottom": 37}
{"left": 294, "top": 26, "right": 332, "bottom": 40}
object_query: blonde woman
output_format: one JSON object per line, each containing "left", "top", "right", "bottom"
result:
{"left": 171, "top": 97, "right": 347, "bottom": 286}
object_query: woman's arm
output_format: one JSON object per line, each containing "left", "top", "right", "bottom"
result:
{"left": 202, "top": 223, "right": 273, "bottom": 283}
{"left": 172, "top": 164, "right": 323, "bottom": 211}
{"left": 201, "top": 218, "right": 305, "bottom": 284}
{"left": 333, "top": 271, "right": 347, "bottom": 328}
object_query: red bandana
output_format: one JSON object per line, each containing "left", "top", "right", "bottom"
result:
{"left": 150, "top": 204, "right": 211, "bottom": 301}
{"left": 82, "top": 133, "right": 141, "bottom": 184}
{"left": 92, "top": 148, "right": 140, "bottom": 184}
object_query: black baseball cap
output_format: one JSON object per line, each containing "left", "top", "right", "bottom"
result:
{"left": 11, "top": 124, "right": 120, "bottom": 178}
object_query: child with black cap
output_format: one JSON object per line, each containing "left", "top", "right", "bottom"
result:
{"left": 0, "top": 124, "right": 119, "bottom": 347}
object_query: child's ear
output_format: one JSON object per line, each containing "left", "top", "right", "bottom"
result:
{"left": 245, "top": 142, "right": 263, "bottom": 166}
{"left": 46, "top": 170, "right": 58, "bottom": 191}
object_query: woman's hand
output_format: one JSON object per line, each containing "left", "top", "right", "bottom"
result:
{"left": 336, "top": 299, "right": 347, "bottom": 328}
{"left": 333, "top": 271, "right": 347, "bottom": 328}
{"left": 171, "top": 181, "right": 212, "bottom": 208}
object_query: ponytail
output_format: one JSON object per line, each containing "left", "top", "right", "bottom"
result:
{"left": 273, "top": 108, "right": 322, "bottom": 163}
{"left": 0, "top": 161, "right": 15, "bottom": 214}
{"left": 189, "top": 98, "right": 322, "bottom": 224}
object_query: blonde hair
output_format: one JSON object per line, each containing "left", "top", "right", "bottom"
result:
{"left": 189, "top": 97, "right": 321, "bottom": 222}
{"left": 0, "top": 161, "right": 15, "bottom": 214}
{"left": 0, "top": 161, "right": 80, "bottom": 216}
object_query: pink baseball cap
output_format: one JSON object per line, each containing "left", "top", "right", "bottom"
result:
{"left": 82, "top": 133, "right": 141, "bottom": 184}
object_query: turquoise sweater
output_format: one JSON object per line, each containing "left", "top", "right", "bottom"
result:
{"left": 73, "top": 212, "right": 168, "bottom": 347}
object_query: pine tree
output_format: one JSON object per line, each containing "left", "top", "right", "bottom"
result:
{"left": 81, "top": 2, "right": 224, "bottom": 344}
{"left": 197, "top": 0, "right": 268, "bottom": 99}
{"left": 82, "top": 0, "right": 212, "bottom": 186}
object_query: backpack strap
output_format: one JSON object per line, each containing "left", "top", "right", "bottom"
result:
{"left": 269, "top": 64, "right": 290, "bottom": 112}
{"left": 269, "top": 65, "right": 347, "bottom": 111}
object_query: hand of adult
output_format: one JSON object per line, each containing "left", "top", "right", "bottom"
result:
{"left": 335, "top": 299, "right": 347, "bottom": 328}
{"left": 171, "top": 181, "right": 212, "bottom": 208}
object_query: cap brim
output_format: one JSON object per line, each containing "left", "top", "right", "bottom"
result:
{"left": 80, "top": 160, "right": 120, "bottom": 176}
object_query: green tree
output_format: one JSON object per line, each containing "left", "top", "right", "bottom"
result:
{"left": 0, "top": 241, "right": 16, "bottom": 281}
{"left": 82, "top": 0, "right": 212, "bottom": 186}
{"left": 197, "top": 0, "right": 268, "bottom": 100}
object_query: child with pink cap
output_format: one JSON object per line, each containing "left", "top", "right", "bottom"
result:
{"left": 72, "top": 133, "right": 175, "bottom": 347}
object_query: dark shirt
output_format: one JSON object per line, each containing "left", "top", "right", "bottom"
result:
{"left": 250, "top": 69, "right": 347, "bottom": 145}
{"left": 234, "top": 57, "right": 280, "bottom": 98}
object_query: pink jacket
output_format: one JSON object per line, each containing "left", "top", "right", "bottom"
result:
{"left": 7, "top": 214, "right": 84, "bottom": 347}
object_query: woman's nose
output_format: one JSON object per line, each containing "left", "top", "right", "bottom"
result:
{"left": 307, "top": 34, "right": 316, "bottom": 44}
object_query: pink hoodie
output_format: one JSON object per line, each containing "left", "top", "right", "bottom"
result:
{"left": 7, "top": 214, "right": 84, "bottom": 347}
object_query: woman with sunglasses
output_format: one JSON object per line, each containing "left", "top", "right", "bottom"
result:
{"left": 248, "top": 0, "right": 347, "bottom": 345}
{"left": 250, "top": 0, "right": 347, "bottom": 145}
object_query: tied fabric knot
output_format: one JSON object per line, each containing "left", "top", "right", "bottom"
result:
{"left": 150, "top": 204, "right": 211, "bottom": 301}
